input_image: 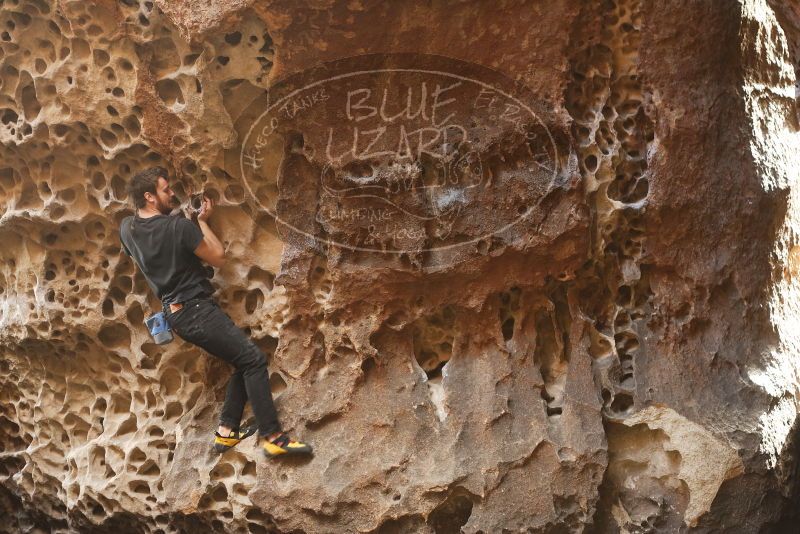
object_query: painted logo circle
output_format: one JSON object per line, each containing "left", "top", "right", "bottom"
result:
{"left": 237, "top": 54, "right": 558, "bottom": 258}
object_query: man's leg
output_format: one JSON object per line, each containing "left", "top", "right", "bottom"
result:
{"left": 231, "top": 340, "right": 280, "bottom": 436}
{"left": 205, "top": 304, "right": 281, "bottom": 436}
{"left": 168, "top": 298, "right": 281, "bottom": 436}
{"left": 218, "top": 371, "right": 247, "bottom": 435}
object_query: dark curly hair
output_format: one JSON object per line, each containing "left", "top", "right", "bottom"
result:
{"left": 127, "top": 166, "right": 168, "bottom": 209}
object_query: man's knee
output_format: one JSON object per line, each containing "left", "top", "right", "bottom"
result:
{"left": 238, "top": 342, "right": 267, "bottom": 372}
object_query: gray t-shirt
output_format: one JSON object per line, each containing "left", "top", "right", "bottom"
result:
{"left": 119, "top": 213, "right": 214, "bottom": 305}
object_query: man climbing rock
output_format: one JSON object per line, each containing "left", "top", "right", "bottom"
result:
{"left": 118, "top": 166, "right": 312, "bottom": 458}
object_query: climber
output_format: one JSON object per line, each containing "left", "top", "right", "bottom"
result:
{"left": 118, "top": 166, "right": 312, "bottom": 459}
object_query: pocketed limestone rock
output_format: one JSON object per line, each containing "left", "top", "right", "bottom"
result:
{"left": 0, "top": 0, "right": 798, "bottom": 532}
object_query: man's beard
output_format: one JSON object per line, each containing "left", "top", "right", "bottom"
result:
{"left": 157, "top": 197, "right": 174, "bottom": 215}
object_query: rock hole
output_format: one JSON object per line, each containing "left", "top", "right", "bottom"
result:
{"left": 92, "top": 49, "right": 109, "bottom": 67}
{"left": 117, "top": 415, "right": 137, "bottom": 436}
{"left": 20, "top": 80, "right": 40, "bottom": 119}
{"left": 501, "top": 317, "right": 514, "bottom": 341}
{"left": 100, "top": 128, "right": 117, "bottom": 148}
{"left": 242, "top": 461, "right": 256, "bottom": 479}
{"left": 547, "top": 405, "right": 563, "bottom": 417}
{"left": 211, "top": 463, "right": 234, "bottom": 481}
{"left": 155, "top": 78, "right": 183, "bottom": 107}
{"left": 224, "top": 32, "right": 242, "bottom": 46}
{"left": 609, "top": 392, "right": 633, "bottom": 415}
{"left": 244, "top": 288, "right": 263, "bottom": 314}
{"left": 125, "top": 303, "right": 143, "bottom": 325}
{"left": 98, "top": 323, "right": 130, "bottom": 347}
{"left": 427, "top": 491, "right": 474, "bottom": 534}
{"left": 92, "top": 397, "right": 107, "bottom": 417}
{"left": 269, "top": 372, "right": 287, "bottom": 396}
{"left": 128, "top": 480, "right": 150, "bottom": 494}
{"left": 1, "top": 108, "right": 18, "bottom": 124}
{"left": 164, "top": 401, "right": 182, "bottom": 420}
{"left": 212, "top": 484, "right": 228, "bottom": 502}
{"left": 361, "top": 356, "right": 376, "bottom": 375}
{"left": 160, "top": 367, "right": 181, "bottom": 397}
{"left": 138, "top": 460, "right": 160, "bottom": 477}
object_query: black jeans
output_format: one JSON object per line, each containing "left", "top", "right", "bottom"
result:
{"left": 165, "top": 296, "right": 281, "bottom": 437}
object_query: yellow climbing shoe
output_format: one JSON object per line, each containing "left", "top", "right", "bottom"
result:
{"left": 262, "top": 432, "right": 313, "bottom": 457}
{"left": 213, "top": 425, "right": 257, "bottom": 453}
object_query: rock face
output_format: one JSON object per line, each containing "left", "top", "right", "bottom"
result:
{"left": 1, "top": 0, "right": 799, "bottom": 532}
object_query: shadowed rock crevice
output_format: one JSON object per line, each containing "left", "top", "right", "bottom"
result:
{"left": 427, "top": 490, "right": 474, "bottom": 534}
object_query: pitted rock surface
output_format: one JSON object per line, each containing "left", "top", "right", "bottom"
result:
{"left": 1, "top": 0, "right": 799, "bottom": 533}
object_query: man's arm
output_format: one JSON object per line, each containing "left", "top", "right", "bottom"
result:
{"left": 192, "top": 196, "right": 226, "bottom": 268}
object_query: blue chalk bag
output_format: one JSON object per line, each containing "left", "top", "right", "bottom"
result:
{"left": 145, "top": 311, "right": 174, "bottom": 345}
